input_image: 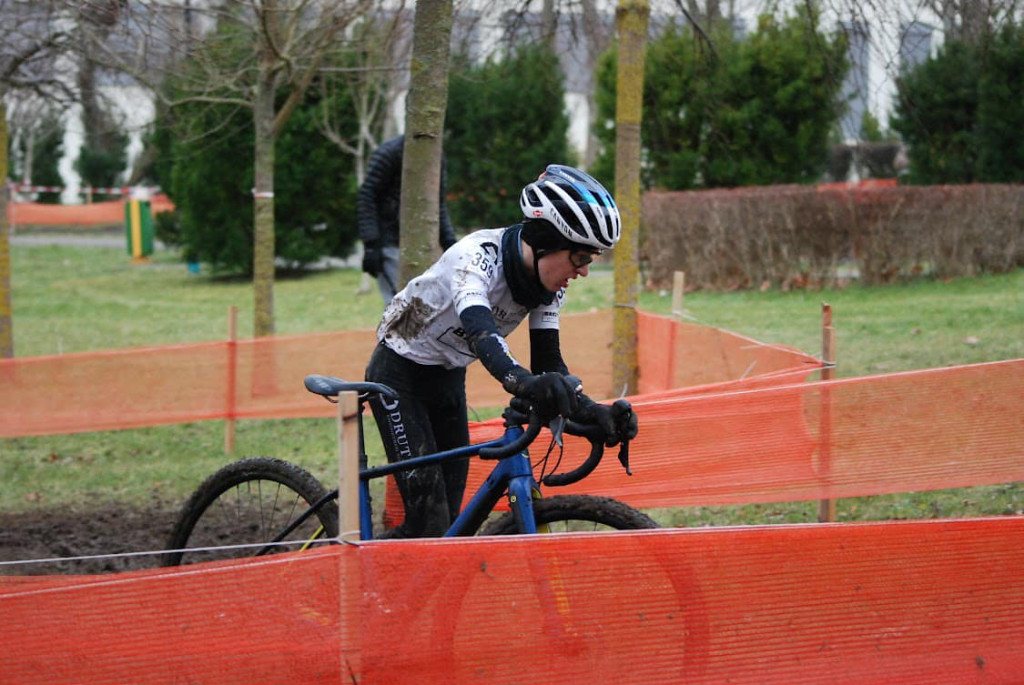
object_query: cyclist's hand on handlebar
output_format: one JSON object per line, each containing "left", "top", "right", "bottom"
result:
{"left": 574, "top": 397, "right": 638, "bottom": 447}
{"left": 611, "top": 398, "right": 639, "bottom": 443}
{"left": 511, "top": 372, "right": 580, "bottom": 418}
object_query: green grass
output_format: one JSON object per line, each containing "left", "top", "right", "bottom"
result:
{"left": 638, "top": 272, "right": 1024, "bottom": 378}
{"left": 3, "top": 237, "right": 1022, "bottom": 523}
{"left": 11, "top": 242, "right": 382, "bottom": 355}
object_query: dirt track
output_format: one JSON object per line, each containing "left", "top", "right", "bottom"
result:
{"left": 0, "top": 501, "right": 180, "bottom": 576}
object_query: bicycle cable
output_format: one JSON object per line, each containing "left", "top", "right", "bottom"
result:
{"left": 534, "top": 433, "right": 564, "bottom": 483}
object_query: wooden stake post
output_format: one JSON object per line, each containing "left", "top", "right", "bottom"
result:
{"left": 661, "top": 271, "right": 686, "bottom": 388}
{"left": 224, "top": 305, "right": 238, "bottom": 454}
{"left": 817, "top": 303, "right": 837, "bottom": 522}
{"left": 337, "top": 391, "right": 361, "bottom": 542}
{"left": 671, "top": 271, "right": 685, "bottom": 320}
{"left": 337, "top": 391, "right": 362, "bottom": 678}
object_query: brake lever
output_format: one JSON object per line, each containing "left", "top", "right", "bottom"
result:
{"left": 617, "top": 440, "right": 632, "bottom": 476}
{"left": 610, "top": 399, "right": 635, "bottom": 475}
{"left": 549, "top": 415, "right": 566, "bottom": 447}
{"left": 548, "top": 373, "right": 584, "bottom": 448}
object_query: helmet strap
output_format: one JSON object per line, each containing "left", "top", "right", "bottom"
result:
{"left": 531, "top": 251, "right": 546, "bottom": 290}
{"left": 523, "top": 221, "right": 568, "bottom": 288}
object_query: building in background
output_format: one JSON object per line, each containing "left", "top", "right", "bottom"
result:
{"left": 899, "top": 20, "right": 934, "bottom": 71}
{"left": 838, "top": 20, "right": 871, "bottom": 142}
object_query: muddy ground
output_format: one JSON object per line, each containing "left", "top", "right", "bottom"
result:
{"left": 0, "top": 501, "right": 181, "bottom": 576}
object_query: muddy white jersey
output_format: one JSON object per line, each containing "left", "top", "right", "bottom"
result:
{"left": 377, "top": 227, "right": 565, "bottom": 369}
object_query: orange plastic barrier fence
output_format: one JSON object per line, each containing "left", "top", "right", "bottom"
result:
{"left": 7, "top": 196, "right": 175, "bottom": 226}
{"left": 382, "top": 361, "right": 820, "bottom": 527}
{"left": 0, "top": 310, "right": 818, "bottom": 438}
{"left": 637, "top": 312, "right": 821, "bottom": 393}
{"left": 463, "top": 359, "right": 1024, "bottom": 511}
{"left": 3, "top": 518, "right": 1023, "bottom": 683}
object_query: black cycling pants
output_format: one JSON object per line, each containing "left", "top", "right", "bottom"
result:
{"left": 365, "top": 343, "right": 470, "bottom": 537}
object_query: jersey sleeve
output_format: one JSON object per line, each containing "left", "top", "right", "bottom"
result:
{"left": 528, "top": 288, "right": 564, "bottom": 330}
{"left": 450, "top": 238, "right": 501, "bottom": 315}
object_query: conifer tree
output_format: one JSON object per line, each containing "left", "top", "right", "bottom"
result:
{"left": 445, "top": 45, "right": 570, "bottom": 229}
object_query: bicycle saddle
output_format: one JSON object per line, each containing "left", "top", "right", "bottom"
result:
{"left": 304, "top": 374, "right": 398, "bottom": 401}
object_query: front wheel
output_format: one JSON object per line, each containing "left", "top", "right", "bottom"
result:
{"left": 163, "top": 457, "right": 339, "bottom": 566}
{"left": 479, "top": 494, "right": 659, "bottom": 535}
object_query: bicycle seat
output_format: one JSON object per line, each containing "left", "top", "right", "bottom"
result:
{"left": 304, "top": 374, "right": 398, "bottom": 400}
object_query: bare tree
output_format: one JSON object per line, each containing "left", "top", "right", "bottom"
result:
{"left": 84, "top": 0, "right": 370, "bottom": 337}
{"left": 685, "top": 0, "right": 721, "bottom": 29}
{"left": 316, "top": 6, "right": 413, "bottom": 184}
{"left": 0, "top": 0, "right": 77, "bottom": 359}
{"left": 929, "top": 0, "right": 1019, "bottom": 42}
{"left": 6, "top": 94, "right": 64, "bottom": 188}
{"left": 819, "top": 0, "right": 1022, "bottom": 79}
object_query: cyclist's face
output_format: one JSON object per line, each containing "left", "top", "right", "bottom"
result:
{"left": 538, "top": 249, "right": 597, "bottom": 291}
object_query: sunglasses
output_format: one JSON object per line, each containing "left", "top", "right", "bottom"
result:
{"left": 568, "top": 250, "right": 600, "bottom": 269}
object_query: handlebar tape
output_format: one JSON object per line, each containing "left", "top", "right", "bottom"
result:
{"left": 479, "top": 414, "right": 543, "bottom": 460}
{"left": 542, "top": 420, "right": 607, "bottom": 486}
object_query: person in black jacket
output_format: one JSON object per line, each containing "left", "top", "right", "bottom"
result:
{"left": 356, "top": 135, "right": 458, "bottom": 304}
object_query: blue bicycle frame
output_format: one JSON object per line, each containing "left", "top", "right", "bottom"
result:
{"left": 356, "top": 424, "right": 541, "bottom": 540}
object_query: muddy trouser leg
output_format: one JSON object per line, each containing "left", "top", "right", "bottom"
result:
{"left": 366, "top": 344, "right": 468, "bottom": 537}
{"left": 428, "top": 370, "right": 470, "bottom": 522}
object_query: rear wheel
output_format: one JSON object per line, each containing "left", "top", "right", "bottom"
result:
{"left": 163, "top": 457, "right": 339, "bottom": 566}
{"left": 479, "top": 494, "right": 658, "bottom": 535}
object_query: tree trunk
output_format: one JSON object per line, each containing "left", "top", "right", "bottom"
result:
{"left": 252, "top": 5, "right": 280, "bottom": 338}
{"left": 399, "top": 0, "right": 452, "bottom": 288}
{"left": 0, "top": 101, "right": 13, "bottom": 358}
{"left": 253, "top": 70, "right": 276, "bottom": 337}
{"left": 581, "top": 0, "right": 606, "bottom": 168}
{"left": 612, "top": 0, "right": 649, "bottom": 396}
{"left": 22, "top": 126, "right": 35, "bottom": 186}
{"left": 960, "top": 0, "right": 989, "bottom": 44}
{"left": 541, "top": 0, "right": 557, "bottom": 50}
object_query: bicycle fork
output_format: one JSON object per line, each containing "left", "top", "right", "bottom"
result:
{"left": 506, "top": 467, "right": 541, "bottom": 535}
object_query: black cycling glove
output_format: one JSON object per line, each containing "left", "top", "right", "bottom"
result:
{"left": 573, "top": 396, "right": 639, "bottom": 447}
{"left": 362, "top": 243, "right": 382, "bottom": 277}
{"left": 506, "top": 371, "right": 580, "bottom": 418}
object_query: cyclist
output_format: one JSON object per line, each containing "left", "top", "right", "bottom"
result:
{"left": 365, "top": 164, "right": 639, "bottom": 538}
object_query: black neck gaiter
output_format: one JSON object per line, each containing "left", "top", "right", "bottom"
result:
{"left": 501, "top": 224, "right": 555, "bottom": 309}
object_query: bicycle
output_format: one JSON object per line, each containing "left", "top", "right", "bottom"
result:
{"left": 163, "top": 374, "right": 657, "bottom": 566}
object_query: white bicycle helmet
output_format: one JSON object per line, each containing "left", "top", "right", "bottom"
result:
{"left": 519, "top": 164, "right": 621, "bottom": 251}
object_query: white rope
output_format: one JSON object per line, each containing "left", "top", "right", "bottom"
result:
{"left": 338, "top": 530, "right": 363, "bottom": 545}
{"left": 0, "top": 546, "right": 350, "bottom": 601}
{"left": 0, "top": 537, "right": 344, "bottom": 570}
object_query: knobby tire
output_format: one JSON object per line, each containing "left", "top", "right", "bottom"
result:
{"left": 163, "top": 457, "right": 339, "bottom": 566}
{"left": 479, "top": 494, "right": 658, "bottom": 535}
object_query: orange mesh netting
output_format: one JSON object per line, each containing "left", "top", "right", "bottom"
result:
{"left": 3, "top": 518, "right": 1023, "bottom": 683}
{"left": 383, "top": 359, "right": 820, "bottom": 526}
{"left": 463, "top": 359, "right": 1024, "bottom": 511}
{"left": 3, "top": 309, "right": 1023, "bottom": 681}
{"left": 7, "top": 196, "right": 175, "bottom": 226}
{"left": 0, "top": 330, "right": 377, "bottom": 437}
{"left": 636, "top": 311, "right": 821, "bottom": 394}
{"left": 0, "top": 310, "right": 816, "bottom": 438}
